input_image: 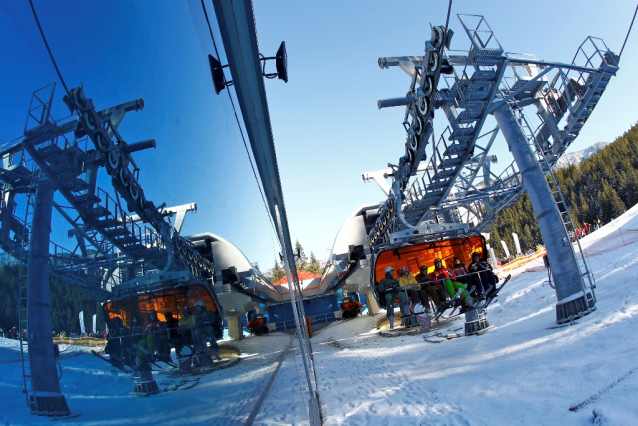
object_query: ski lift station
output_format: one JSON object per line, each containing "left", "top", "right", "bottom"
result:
{"left": 0, "top": 0, "right": 628, "bottom": 421}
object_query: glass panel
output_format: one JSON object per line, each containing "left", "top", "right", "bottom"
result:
{"left": 373, "top": 236, "right": 487, "bottom": 282}
{"left": 104, "top": 285, "right": 220, "bottom": 327}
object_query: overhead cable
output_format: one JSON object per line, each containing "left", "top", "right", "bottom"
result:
{"left": 620, "top": 3, "right": 638, "bottom": 58}
{"left": 28, "top": 0, "right": 70, "bottom": 97}
{"left": 200, "top": 0, "right": 279, "bottom": 240}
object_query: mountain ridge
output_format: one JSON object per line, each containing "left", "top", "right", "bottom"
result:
{"left": 554, "top": 141, "right": 609, "bottom": 169}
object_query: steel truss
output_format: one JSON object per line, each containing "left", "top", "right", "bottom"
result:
{"left": 370, "top": 14, "right": 618, "bottom": 249}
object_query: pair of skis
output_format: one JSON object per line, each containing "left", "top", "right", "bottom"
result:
{"left": 433, "top": 274, "right": 512, "bottom": 320}
{"left": 129, "top": 346, "right": 178, "bottom": 370}
{"left": 92, "top": 347, "right": 177, "bottom": 374}
{"left": 480, "top": 274, "right": 512, "bottom": 309}
{"left": 91, "top": 350, "right": 132, "bottom": 374}
{"left": 433, "top": 283, "right": 472, "bottom": 321}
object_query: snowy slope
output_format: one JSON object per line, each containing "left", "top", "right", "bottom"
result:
{"left": 554, "top": 141, "right": 609, "bottom": 170}
{"left": 1, "top": 205, "right": 638, "bottom": 425}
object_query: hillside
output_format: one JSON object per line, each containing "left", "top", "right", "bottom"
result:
{"left": 553, "top": 141, "right": 609, "bottom": 170}
{"left": 491, "top": 123, "right": 638, "bottom": 258}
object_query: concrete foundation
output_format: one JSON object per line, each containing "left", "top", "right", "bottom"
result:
{"left": 227, "top": 316, "right": 244, "bottom": 340}
{"left": 362, "top": 290, "right": 380, "bottom": 315}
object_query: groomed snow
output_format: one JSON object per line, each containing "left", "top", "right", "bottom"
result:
{"left": 1, "top": 206, "right": 638, "bottom": 425}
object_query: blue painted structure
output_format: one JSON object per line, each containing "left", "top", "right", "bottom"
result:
{"left": 266, "top": 295, "right": 341, "bottom": 332}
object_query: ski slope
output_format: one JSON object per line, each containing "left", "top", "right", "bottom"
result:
{"left": 2, "top": 206, "right": 638, "bottom": 425}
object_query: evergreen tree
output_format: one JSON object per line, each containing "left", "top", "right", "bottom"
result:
{"left": 271, "top": 261, "right": 286, "bottom": 283}
{"left": 307, "top": 252, "right": 323, "bottom": 275}
{"left": 491, "top": 121, "right": 638, "bottom": 257}
{"left": 0, "top": 263, "right": 105, "bottom": 335}
{"left": 294, "top": 240, "right": 308, "bottom": 271}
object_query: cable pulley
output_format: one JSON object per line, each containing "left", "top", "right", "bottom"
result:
{"left": 119, "top": 167, "right": 130, "bottom": 187}
{"left": 417, "top": 96, "right": 430, "bottom": 116}
{"left": 108, "top": 149, "right": 120, "bottom": 170}
{"left": 423, "top": 75, "right": 435, "bottom": 97}
{"left": 96, "top": 132, "right": 110, "bottom": 153}
{"left": 431, "top": 25, "right": 445, "bottom": 49}
{"left": 129, "top": 182, "right": 140, "bottom": 200}
{"left": 428, "top": 51, "right": 440, "bottom": 73}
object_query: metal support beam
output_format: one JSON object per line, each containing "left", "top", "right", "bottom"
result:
{"left": 26, "top": 181, "right": 70, "bottom": 416}
{"left": 493, "top": 103, "right": 594, "bottom": 323}
{"left": 212, "top": 1, "right": 319, "bottom": 423}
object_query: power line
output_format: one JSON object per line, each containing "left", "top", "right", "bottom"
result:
{"left": 200, "top": 0, "right": 279, "bottom": 241}
{"left": 620, "top": 3, "right": 638, "bottom": 58}
{"left": 28, "top": 0, "right": 70, "bottom": 97}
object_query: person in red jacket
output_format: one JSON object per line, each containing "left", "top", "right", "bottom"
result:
{"left": 431, "top": 259, "right": 473, "bottom": 309}
{"left": 415, "top": 264, "right": 447, "bottom": 307}
{"left": 451, "top": 257, "right": 470, "bottom": 284}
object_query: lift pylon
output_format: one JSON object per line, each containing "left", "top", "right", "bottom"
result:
{"left": 370, "top": 13, "right": 618, "bottom": 324}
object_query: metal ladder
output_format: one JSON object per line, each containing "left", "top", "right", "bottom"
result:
{"left": 512, "top": 104, "right": 596, "bottom": 298}
{"left": 17, "top": 171, "right": 40, "bottom": 408}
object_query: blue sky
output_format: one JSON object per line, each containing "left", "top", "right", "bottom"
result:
{"left": 1, "top": 0, "right": 636, "bottom": 271}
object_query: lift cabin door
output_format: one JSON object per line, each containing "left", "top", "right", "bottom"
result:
{"left": 372, "top": 235, "right": 488, "bottom": 284}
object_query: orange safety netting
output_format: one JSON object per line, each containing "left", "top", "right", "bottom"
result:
{"left": 499, "top": 248, "right": 546, "bottom": 273}
{"left": 53, "top": 337, "right": 106, "bottom": 347}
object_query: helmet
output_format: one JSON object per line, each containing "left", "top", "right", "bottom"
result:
{"left": 196, "top": 301, "right": 206, "bottom": 307}
{"left": 384, "top": 266, "right": 395, "bottom": 274}
{"left": 183, "top": 306, "right": 191, "bottom": 313}
{"left": 400, "top": 267, "right": 409, "bottom": 273}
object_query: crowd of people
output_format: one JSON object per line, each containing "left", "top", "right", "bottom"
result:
{"left": 376, "top": 252, "right": 499, "bottom": 329}
{"left": 0, "top": 327, "right": 20, "bottom": 339}
{"left": 565, "top": 221, "right": 601, "bottom": 244}
{"left": 104, "top": 301, "right": 222, "bottom": 371}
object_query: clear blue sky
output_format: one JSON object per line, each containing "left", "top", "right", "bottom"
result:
{"left": 1, "top": 0, "right": 636, "bottom": 271}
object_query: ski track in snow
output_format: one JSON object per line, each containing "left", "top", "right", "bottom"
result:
{"left": 1, "top": 204, "right": 638, "bottom": 424}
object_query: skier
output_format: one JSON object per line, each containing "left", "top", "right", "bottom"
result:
{"left": 177, "top": 306, "right": 195, "bottom": 352}
{"left": 105, "top": 317, "right": 131, "bottom": 367}
{"left": 164, "top": 311, "right": 179, "bottom": 352}
{"left": 415, "top": 264, "right": 447, "bottom": 308}
{"left": 377, "top": 266, "right": 407, "bottom": 330}
{"left": 134, "top": 310, "right": 168, "bottom": 367}
{"left": 399, "top": 266, "right": 430, "bottom": 310}
{"left": 431, "top": 258, "right": 473, "bottom": 311}
{"left": 451, "top": 257, "right": 470, "bottom": 285}
{"left": 174, "top": 306, "right": 196, "bottom": 372}
{"left": 468, "top": 252, "right": 497, "bottom": 298}
{"left": 194, "top": 301, "right": 222, "bottom": 361}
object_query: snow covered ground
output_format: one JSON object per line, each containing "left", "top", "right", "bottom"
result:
{"left": 2, "top": 206, "right": 638, "bottom": 425}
